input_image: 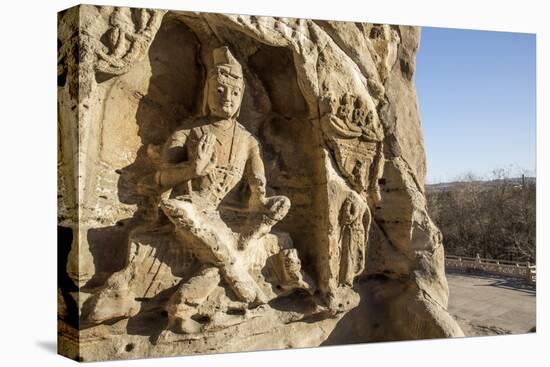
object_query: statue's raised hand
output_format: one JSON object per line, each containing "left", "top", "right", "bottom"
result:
{"left": 193, "top": 133, "right": 217, "bottom": 176}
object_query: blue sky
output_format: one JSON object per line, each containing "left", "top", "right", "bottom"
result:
{"left": 415, "top": 27, "right": 536, "bottom": 184}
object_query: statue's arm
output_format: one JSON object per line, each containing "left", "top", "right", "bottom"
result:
{"left": 156, "top": 163, "right": 197, "bottom": 189}
{"left": 238, "top": 137, "right": 291, "bottom": 249}
{"left": 155, "top": 130, "right": 216, "bottom": 189}
{"left": 245, "top": 139, "right": 268, "bottom": 208}
{"left": 153, "top": 130, "right": 194, "bottom": 189}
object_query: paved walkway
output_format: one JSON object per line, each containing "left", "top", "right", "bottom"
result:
{"left": 446, "top": 271, "right": 536, "bottom": 336}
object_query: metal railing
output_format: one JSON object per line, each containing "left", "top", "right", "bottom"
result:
{"left": 445, "top": 255, "right": 536, "bottom": 284}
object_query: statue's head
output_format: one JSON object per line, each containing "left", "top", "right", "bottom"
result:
{"left": 202, "top": 47, "right": 244, "bottom": 119}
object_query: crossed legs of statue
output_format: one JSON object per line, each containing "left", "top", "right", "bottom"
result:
{"left": 159, "top": 195, "right": 285, "bottom": 333}
{"left": 160, "top": 195, "right": 269, "bottom": 300}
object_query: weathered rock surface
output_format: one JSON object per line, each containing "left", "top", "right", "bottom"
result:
{"left": 58, "top": 5, "right": 463, "bottom": 362}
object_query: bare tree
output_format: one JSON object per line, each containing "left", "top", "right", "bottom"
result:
{"left": 426, "top": 168, "right": 536, "bottom": 262}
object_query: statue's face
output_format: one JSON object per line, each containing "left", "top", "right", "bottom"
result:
{"left": 207, "top": 76, "right": 243, "bottom": 119}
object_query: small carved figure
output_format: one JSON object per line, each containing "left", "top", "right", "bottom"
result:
{"left": 320, "top": 92, "right": 384, "bottom": 202}
{"left": 338, "top": 193, "right": 368, "bottom": 286}
{"left": 95, "top": 7, "right": 165, "bottom": 76}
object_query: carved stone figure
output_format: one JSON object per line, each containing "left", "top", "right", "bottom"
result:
{"left": 319, "top": 91, "right": 385, "bottom": 303}
{"left": 81, "top": 46, "right": 314, "bottom": 335}
{"left": 143, "top": 46, "right": 301, "bottom": 331}
{"left": 58, "top": 6, "right": 463, "bottom": 362}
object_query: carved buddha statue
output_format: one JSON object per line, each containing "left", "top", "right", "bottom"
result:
{"left": 83, "top": 47, "right": 313, "bottom": 335}
{"left": 150, "top": 47, "right": 294, "bottom": 332}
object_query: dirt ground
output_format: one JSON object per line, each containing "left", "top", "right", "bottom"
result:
{"left": 446, "top": 270, "right": 536, "bottom": 336}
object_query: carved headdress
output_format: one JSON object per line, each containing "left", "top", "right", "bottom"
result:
{"left": 201, "top": 46, "right": 245, "bottom": 117}
{"left": 210, "top": 47, "right": 243, "bottom": 82}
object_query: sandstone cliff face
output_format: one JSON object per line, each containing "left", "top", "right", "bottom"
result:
{"left": 58, "top": 5, "right": 462, "bottom": 362}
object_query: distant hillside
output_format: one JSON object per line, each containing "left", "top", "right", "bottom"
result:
{"left": 426, "top": 176, "right": 536, "bottom": 193}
